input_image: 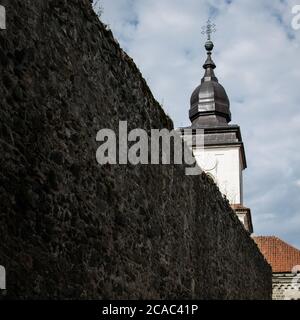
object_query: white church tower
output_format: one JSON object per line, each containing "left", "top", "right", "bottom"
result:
{"left": 181, "top": 21, "right": 253, "bottom": 233}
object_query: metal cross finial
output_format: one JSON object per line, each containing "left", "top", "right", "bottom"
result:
{"left": 201, "top": 19, "right": 216, "bottom": 41}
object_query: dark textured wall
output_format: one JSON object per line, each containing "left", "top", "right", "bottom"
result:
{"left": 0, "top": 0, "right": 271, "bottom": 299}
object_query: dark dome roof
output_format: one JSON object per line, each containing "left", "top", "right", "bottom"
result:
{"left": 189, "top": 46, "right": 231, "bottom": 126}
{"left": 190, "top": 81, "right": 229, "bottom": 109}
{"left": 190, "top": 80, "right": 230, "bottom": 119}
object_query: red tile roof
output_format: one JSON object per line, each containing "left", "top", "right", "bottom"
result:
{"left": 253, "top": 236, "right": 300, "bottom": 273}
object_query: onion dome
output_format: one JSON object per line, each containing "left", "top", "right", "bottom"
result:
{"left": 189, "top": 28, "right": 231, "bottom": 127}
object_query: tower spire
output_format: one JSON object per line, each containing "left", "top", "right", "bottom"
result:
{"left": 201, "top": 19, "right": 217, "bottom": 81}
{"left": 189, "top": 19, "right": 231, "bottom": 126}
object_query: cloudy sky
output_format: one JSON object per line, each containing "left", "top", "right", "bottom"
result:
{"left": 93, "top": 0, "right": 300, "bottom": 248}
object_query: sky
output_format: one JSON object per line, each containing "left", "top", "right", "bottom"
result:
{"left": 93, "top": 0, "right": 300, "bottom": 249}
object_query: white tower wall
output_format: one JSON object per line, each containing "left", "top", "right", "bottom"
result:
{"left": 193, "top": 145, "right": 244, "bottom": 205}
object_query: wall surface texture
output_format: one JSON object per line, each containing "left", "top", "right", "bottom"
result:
{"left": 0, "top": 0, "right": 271, "bottom": 299}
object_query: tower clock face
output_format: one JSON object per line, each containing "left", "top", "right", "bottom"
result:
{"left": 202, "top": 154, "right": 217, "bottom": 171}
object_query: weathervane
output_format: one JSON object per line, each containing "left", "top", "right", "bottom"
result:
{"left": 201, "top": 19, "right": 216, "bottom": 52}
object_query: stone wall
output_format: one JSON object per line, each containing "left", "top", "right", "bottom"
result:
{"left": 0, "top": 0, "right": 271, "bottom": 299}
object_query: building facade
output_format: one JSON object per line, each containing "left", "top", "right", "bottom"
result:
{"left": 254, "top": 236, "right": 300, "bottom": 300}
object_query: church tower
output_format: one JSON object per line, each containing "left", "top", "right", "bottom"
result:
{"left": 181, "top": 21, "right": 253, "bottom": 233}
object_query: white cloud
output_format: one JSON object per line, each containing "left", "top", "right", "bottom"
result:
{"left": 96, "top": 0, "right": 300, "bottom": 248}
